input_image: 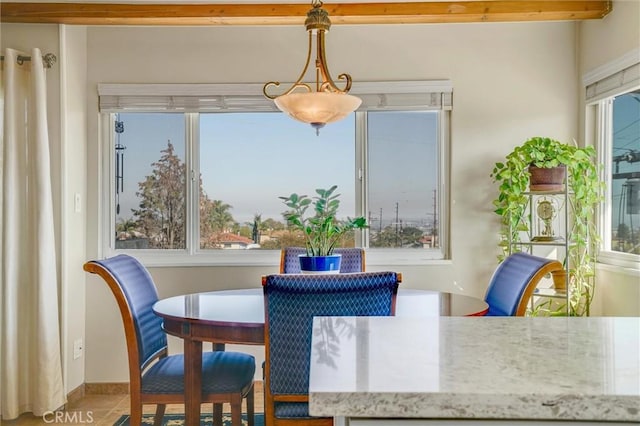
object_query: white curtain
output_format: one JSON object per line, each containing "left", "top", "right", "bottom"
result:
{"left": 0, "top": 48, "right": 65, "bottom": 420}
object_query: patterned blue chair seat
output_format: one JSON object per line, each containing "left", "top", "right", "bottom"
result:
{"left": 280, "top": 247, "right": 365, "bottom": 273}
{"left": 142, "top": 351, "right": 255, "bottom": 395}
{"left": 262, "top": 271, "right": 401, "bottom": 426}
{"left": 84, "top": 254, "right": 255, "bottom": 426}
{"left": 484, "top": 252, "right": 564, "bottom": 316}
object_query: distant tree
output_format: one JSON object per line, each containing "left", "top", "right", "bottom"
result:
{"left": 133, "top": 141, "right": 186, "bottom": 249}
{"left": 371, "top": 225, "right": 424, "bottom": 248}
{"left": 400, "top": 226, "right": 424, "bottom": 247}
{"left": 244, "top": 214, "right": 260, "bottom": 244}
{"left": 617, "top": 223, "right": 630, "bottom": 241}
{"left": 200, "top": 192, "right": 215, "bottom": 246}
{"left": 231, "top": 222, "right": 242, "bottom": 235}
{"left": 199, "top": 197, "right": 236, "bottom": 249}
{"left": 371, "top": 225, "right": 397, "bottom": 247}
{"left": 263, "top": 218, "right": 285, "bottom": 232}
{"left": 130, "top": 141, "right": 245, "bottom": 250}
{"left": 203, "top": 199, "right": 234, "bottom": 233}
{"left": 116, "top": 217, "right": 138, "bottom": 234}
{"left": 245, "top": 213, "right": 271, "bottom": 244}
{"left": 615, "top": 223, "right": 631, "bottom": 252}
{"left": 277, "top": 231, "right": 307, "bottom": 249}
{"left": 115, "top": 217, "right": 143, "bottom": 240}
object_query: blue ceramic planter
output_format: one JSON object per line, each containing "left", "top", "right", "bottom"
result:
{"left": 298, "top": 254, "right": 342, "bottom": 274}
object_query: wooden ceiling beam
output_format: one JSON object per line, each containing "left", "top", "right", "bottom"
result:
{"left": 1, "top": 1, "right": 612, "bottom": 26}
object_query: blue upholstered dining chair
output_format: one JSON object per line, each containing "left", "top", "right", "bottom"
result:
{"left": 484, "top": 252, "right": 564, "bottom": 316}
{"left": 84, "top": 254, "right": 256, "bottom": 426}
{"left": 279, "top": 247, "right": 366, "bottom": 273}
{"left": 262, "top": 271, "right": 401, "bottom": 426}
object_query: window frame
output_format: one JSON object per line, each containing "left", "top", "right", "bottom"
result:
{"left": 98, "top": 82, "right": 452, "bottom": 267}
{"left": 583, "top": 49, "right": 640, "bottom": 270}
{"left": 590, "top": 95, "right": 640, "bottom": 270}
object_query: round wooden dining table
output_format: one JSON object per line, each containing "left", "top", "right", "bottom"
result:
{"left": 152, "top": 288, "right": 487, "bottom": 426}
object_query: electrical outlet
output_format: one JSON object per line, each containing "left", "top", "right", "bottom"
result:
{"left": 73, "top": 338, "right": 83, "bottom": 360}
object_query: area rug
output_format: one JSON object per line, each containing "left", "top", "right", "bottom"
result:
{"left": 113, "top": 413, "right": 263, "bottom": 426}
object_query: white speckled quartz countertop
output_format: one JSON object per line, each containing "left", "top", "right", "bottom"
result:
{"left": 308, "top": 317, "right": 640, "bottom": 423}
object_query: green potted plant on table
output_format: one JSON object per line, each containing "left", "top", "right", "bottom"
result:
{"left": 279, "top": 185, "right": 367, "bottom": 273}
{"left": 490, "top": 136, "right": 603, "bottom": 316}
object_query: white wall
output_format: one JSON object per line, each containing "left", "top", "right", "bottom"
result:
{"left": 579, "top": 0, "right": 640, "bottom": 317}
{"left": 83, "top": 21, "right": 579, "bottom": 383}
{"left": 580, "top": 0, "right": 640, "bottom": 73}
{"left": 59, "top": 25, "right": 88, "bottom": 395}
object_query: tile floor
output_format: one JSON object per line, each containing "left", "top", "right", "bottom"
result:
{"left": 3, "top": 381, "right": 263, "bottom": 426}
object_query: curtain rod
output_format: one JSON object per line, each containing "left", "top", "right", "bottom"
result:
{"left": 0, "top": 53, "right": 57, "bottom": 68}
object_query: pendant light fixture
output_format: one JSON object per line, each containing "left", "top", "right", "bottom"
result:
{"left": 263, "top": 0, "right": 361, "bottom": 134}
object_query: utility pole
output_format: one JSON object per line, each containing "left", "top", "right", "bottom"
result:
{"left": 395, "top": 202, "right": 399, "bottom": 247}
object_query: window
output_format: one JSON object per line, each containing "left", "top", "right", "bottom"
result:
{"left": 610, "top": 91, "right": 640, "bottom": 254}
{"left": 585, "top": 55, "right": 640, "bottom": 268}
{"left": 367, "top": 111, "right": 441, "bottom": 249}
{"left": 99, "top": 82, "right": 452, "bottom": 265}
{"left": 197, "top": 112, "right": 355, "bottom": 250}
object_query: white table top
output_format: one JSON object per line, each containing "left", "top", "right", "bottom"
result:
{"left": 308, "top": 316, "right": 640, "bottom": 422}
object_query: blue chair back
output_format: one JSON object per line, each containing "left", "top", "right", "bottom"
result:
{"left": 279, "top": 247, "right": 365, "bottom": 273}
{"left": 484, "top": 252, "right": 563, "bottom": 316}
{"left": 263, "top": 272, "right": 399, "bottom": 396}
{"left": 86, "top": 254, "right": 166, "bottom": 368}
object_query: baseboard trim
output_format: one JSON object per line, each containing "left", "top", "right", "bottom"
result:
{"left": 85, "top": 382, "right": 130, "bottom": 395}
{"left": 66, "top": 383, "right": 85, "bottom": 403}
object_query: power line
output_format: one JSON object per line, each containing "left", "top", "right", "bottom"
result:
{"left": 613, "top": 117, "right": 640, "bottom": 136}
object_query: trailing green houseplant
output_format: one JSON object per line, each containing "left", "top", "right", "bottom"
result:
{"left": 490, "top": 136, "right": 603, "bottom": 316}
{"left": 279, "top": 185, "right": 367, "bottom": 256}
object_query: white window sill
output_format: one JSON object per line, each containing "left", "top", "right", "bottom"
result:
{"left": 597, "top": 251, "right": 640, "bottom": 277}
{"left": 106, "top": 248, "right": 449, "bottom": 268}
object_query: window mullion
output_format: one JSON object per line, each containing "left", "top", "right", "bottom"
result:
{"left": 186, "top": 113, "right": 199, "bottom": 255}
{"left": 355, "top": 111, "right": 368, "bottom": 248}
{"left": 438, "top": 110, "right": 451, "bottom": 259}
{"left": 103, "top": 113, "right": 116, "bottom": 256}
{"left": 598, "top": 100, "right": 613, "bottom": 252}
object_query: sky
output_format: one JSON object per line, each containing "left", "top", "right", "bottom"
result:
{"left": 114, "top": 110, "right": 439, "bottom": 228}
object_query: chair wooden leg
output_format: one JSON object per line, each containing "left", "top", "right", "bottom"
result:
{"left": 213, "top": 403, "right": 223, "bottom": 426}
{"left": 130, "top": 397, "right": 143, "bottom": 426}
{"left": 246, "top": 384, "right": 255, "bottom": 426}
{"left": 153, "top": 404, "right": 166, "bottom": 426}
{"left": 230, "top": 397, "right": 242, "bottom": 426}
{"left": 263, "top": 390, "right": 274, "bottom": 426}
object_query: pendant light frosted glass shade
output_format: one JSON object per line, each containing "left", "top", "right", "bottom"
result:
{"left": 274, "top": 92, "right": 362, "bottom": 129}
{"left": 263, "top": 1, "right": 360, "bottom": 133}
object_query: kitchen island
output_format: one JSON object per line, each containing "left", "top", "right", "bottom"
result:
{"left": 308, "top": 316, "right": 640, "bottom": 424}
